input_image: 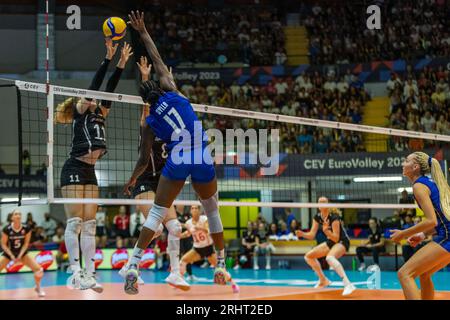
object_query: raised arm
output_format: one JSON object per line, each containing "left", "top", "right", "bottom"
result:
{"left": 123, "top": 124, "right": 155, "bottom": 195}
{"left": 136, "top": 56, "right": 152, "bottom": 126}
{"left": 77, "top": 38, "right": 119, "bottom": 115}
{"left": 128, "top": 11, "right": 177, "bottom": 92}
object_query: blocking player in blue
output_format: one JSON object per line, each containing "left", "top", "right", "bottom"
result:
{"left": 123, "top": 11, "right": 231, "bottom": 295}
{"left": 390, "top": 152, "right": 450, "bottom": 300}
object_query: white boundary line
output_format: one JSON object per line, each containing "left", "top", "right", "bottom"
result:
{"left": 14, "top": 80, "right": 450, "bottom": 142}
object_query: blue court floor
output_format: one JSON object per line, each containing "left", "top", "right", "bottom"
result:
{"left": 2, "top": 267, "right": 450, "bottom": 292}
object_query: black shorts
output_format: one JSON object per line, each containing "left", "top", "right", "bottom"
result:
{"left": 96, "top": 226, "right": 106, "bottom": 237}
{"left": 2, "top": 250, "right": 27, "bottom": 261}
{"left": 194, "top": 245, "right": 215, "bottom": 259}
{"left": 116, "top": 229, "right": 130, "bottom": 239}
{"left": 131, "top": 174, "right": 160, "bottom": 198}
{"left": 60, "top": 157, "right": 97, "bottom": 187}
{"left": 326, "top": 238, "right": 350, "bottom": 251}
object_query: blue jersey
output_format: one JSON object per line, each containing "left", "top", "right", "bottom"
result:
{"left": 146, "top": 91, "right": 215, "bottom": 184}
{"left": 146, "top": 92, "right": 206, "bottom": 151}
{"left": 414, "top": 175, "right": 450, "bottom": 251}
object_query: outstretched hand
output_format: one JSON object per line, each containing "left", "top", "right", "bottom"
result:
{"left": 137, "top": 56, "right": 152, "bottom": 80}
{"left": 105, "top": 38, "right": 119, "bottom": 60}
{"left": 128, "top": 10, "right": 146, "bottom": 33}
{"left": 120, "top": 42, "right": 134, "bottom": 62}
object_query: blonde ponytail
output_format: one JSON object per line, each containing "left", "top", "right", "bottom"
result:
{"left": 413, "top": 151, "right": 450, "bottom": 220}
{"left": 430, "top": 157, "right": 450, "bottom": 220}
{"left": 55, "top": 97, "right": 75, "bottom": 124}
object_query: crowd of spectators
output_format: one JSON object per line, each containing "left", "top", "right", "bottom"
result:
{"left": 386, "top": 65, "right": 450, "bottom": 151}
{"left": 304, "top": 0, "right": 450, "bottom": 65}
{"left": 180, "top": 70, "right": 368, "bottom": 154}
{"left": 136, "top": 4, "right": 286, "bottom": 66}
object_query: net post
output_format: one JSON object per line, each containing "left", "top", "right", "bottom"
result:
{"left": 15, "top": 86, "right": 23, "bottom": 206}
{"left": 47, "top": 85, "right": 54, "bottom": 203}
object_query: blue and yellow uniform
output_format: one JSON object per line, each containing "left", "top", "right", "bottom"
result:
{"left": 146, "top": 91, "right": 215, "bottom": 183}
{"left": 414, "top": 175, "right": 450, "bottom": 252}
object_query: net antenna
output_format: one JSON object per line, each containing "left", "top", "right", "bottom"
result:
{"left": 15, "top": 80, "right": 450, "bottom": 209}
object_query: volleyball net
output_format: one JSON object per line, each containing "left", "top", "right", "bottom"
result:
{"left": 13, "top": 80, "right": 450, "bottom": 209}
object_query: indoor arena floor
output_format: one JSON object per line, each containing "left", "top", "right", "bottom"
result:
{"left": 2, "top": 268, "right": 450, "bottom": 300}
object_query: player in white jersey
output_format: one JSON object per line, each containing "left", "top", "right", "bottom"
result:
{"left": 180, "top": 205, "right": 239, "bottom": 293}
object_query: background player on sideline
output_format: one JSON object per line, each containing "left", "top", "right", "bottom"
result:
{"left": 0, "top": 210, "right": 45, "bottom": 297}
{"left": 180, "top": 205, "right": 239, "bottom": 293}
{"left": 296, "top": 197, "right": 356, "bottom": 296}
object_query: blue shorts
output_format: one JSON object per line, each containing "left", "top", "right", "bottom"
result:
{"left": 161, "top": 147, "right": 216, "bottom": 183}
{"left": 433, "top": 235, "right": 450, "bottom": 252}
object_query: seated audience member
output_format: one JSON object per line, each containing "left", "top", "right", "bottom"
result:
{"left": 267, "top": 223, "right": 279, "bottom": 240}
{"left": 253, "top": 222, "right": 276, "bottom": 270}
{"left": 235, "top": 222, "right": 257, "bottom": 269}
{"left": 277, "top": 221, "right": 290, "bottom": 238}
{"left": 30, "top": 226, "right": 47, "bottom": 247}
{"left": 355, "top": 217, "right": 385, "bottom": 271}
{"left": 52, "top": 226, "right": 65, "bottom": 244}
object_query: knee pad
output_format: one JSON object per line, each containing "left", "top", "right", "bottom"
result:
{"left": 200, "top": 192, "right": 222, "bottom": 234}
{"left": 81, "top": 219, "right": 96, "bottom": 237}
{"left": 165, "top": 219, "right": 182, "bottom": 238}
{"left": 65, "top": 217, "right": 82, "bottom": 236}
{"left": 143, "top": 204, "right": 169, "bottom": 233}
{"left": 326, "top": 255, "right": 339, "bottom": 267}
{"left": 154, "top": 223, "right": 164, "bottom": 239}
{"left": 34, "top": 268, "right": 44, "bottom": 279}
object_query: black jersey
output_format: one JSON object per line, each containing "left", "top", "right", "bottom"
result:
{"left": 368, "top": 228, "right": 383, "bottom": 244}
{"left": 70, "top": 105, "right": 107, "bottom": 158}
{"left": 2, "top": 224, "right": 31, "bottom": 254}
{"left": 314, "top": 213, "right": 350, "bottom": 243}
{"left": 137, "top": 126, "right": 168, "bottom": 181}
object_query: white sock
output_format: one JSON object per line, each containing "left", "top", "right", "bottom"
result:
{"left": 326, "top": 256, "right": 351, "bottom": 286}
{"left": 168, "top": 233, "right": 180, "bottom": 274}
{"left": 129, "top": 246, "right": 145, "bottom": 267}
{"left": 65, "top": 217, "right": 82, "bottom": 272}
{"left": 80, "top": 219, "right": 96, "bottom": 274}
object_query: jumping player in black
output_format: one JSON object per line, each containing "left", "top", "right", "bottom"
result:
{"left": 55, "top": 38, "right": 133, "bottom": 291}
{"left": 0, "top": 209, "right": 45, "bottom": 297}
{"left": 296, "top": 196, "right": 356, "bottom": 296}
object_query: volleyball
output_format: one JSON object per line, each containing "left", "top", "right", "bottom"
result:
{"left": 102, "top": 17, "right": 127, "bottom": 40}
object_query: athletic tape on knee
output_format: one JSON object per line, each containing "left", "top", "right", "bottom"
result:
{"left": 166, "top": 219, "right": 182, "bottom": 238}
{"left": 65, "top": 217, "right": 82, "bottom": 235}
{"left": 200, "top": 192, "right": 223, "bottom": 234}
{"left": 143, "top": 204, "right": 169, "bottom": 232}
{"left": 81, "top": 219, "right": 96, "bottom": 236}
{"left": 34, "top": 268, "right": 44, "bottom": 279}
